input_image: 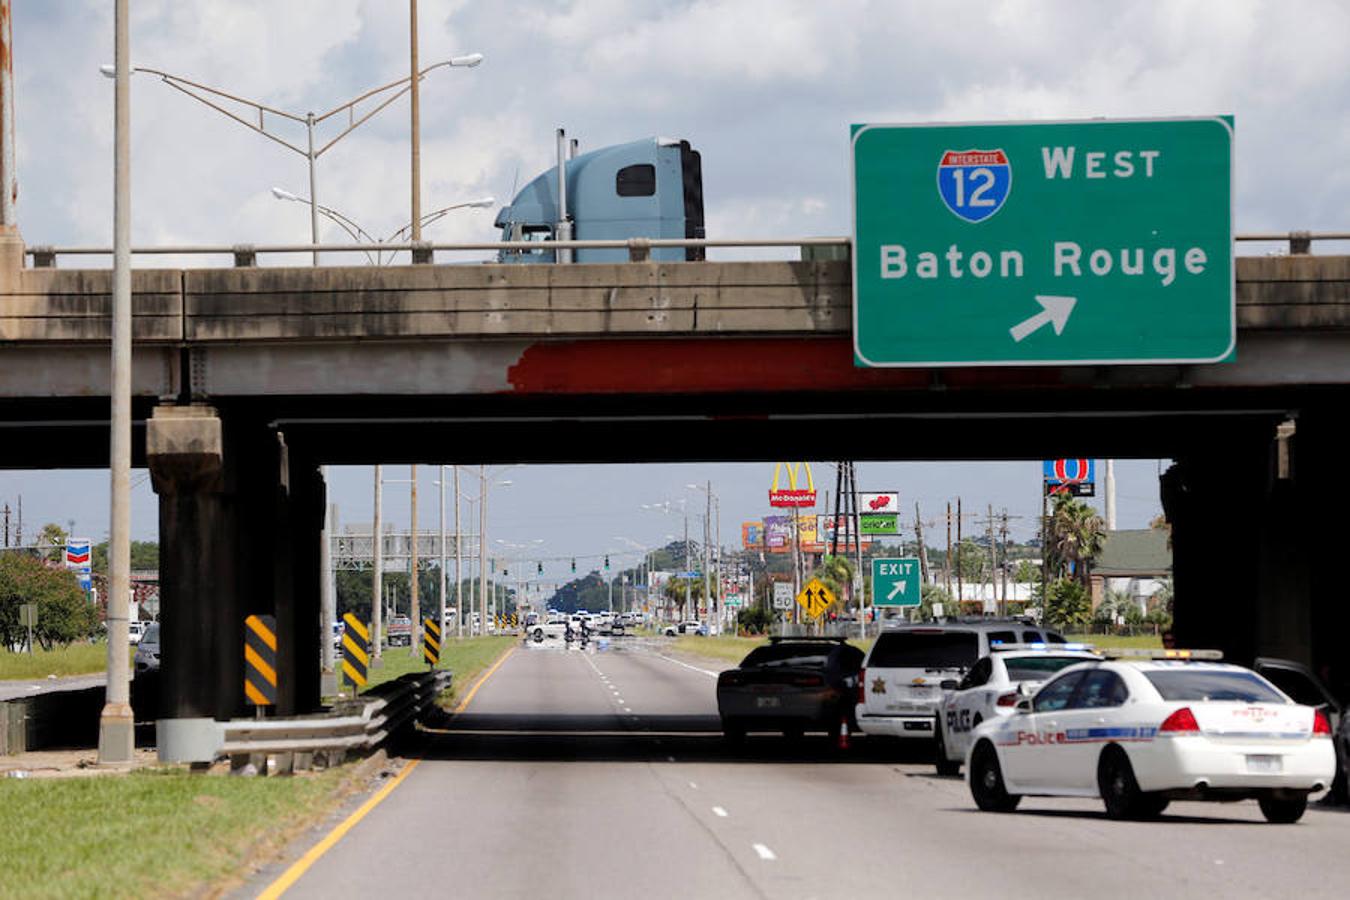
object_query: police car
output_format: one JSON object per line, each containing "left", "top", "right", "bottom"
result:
{"left": 965, "top": 651, "right": 1336, "bottom": 823}
{"left": 934, "top": 644, "right": 1101, "bottom": 776}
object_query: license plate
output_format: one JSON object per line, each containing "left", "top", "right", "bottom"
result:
{"left": 1246, "top": 754, "right": 1282, "bottom": 774}
{"left": 756, "top": 697, "right": 781, "bottom": 709}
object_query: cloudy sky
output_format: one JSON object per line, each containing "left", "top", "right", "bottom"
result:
{"left": 4, "top": 1, "right": 1347, "bottom": 568}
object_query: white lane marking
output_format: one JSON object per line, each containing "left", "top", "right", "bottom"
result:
{"left": 753, "top": 843, "right": 776, "bottom": 861}
{"left": 712, "top": 806, "right": 728, "bottom": 818}
{"left": 656, "top": 654, "right": 719, "bottom": 679}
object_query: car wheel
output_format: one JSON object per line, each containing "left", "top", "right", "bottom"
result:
{"left": 969, "top": 741, "right": 1020, "bottom": 812}
{"left": 934, "top": 719, "right": 961, "bottom": 776}
{"left": 1258, "top": 790, "right": 1308, "bottom": 824}
{"left": 533, "top": 628, "right": 544, "bottom": 643}
{"left": 1098, "top": 746, "right": 1160, "bottom": 820}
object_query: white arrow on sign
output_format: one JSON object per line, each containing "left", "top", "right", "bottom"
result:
{"left": 887, "top": 581, "right": 907, "bottom": 601}
{"left": 1009, "top": 295, "right": 1077, "bottom": 343}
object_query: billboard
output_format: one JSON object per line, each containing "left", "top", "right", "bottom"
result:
{"left": 859, "top": 491, "right": 899, "bottom": 514}
{"left": 1043, "top": 459, "right": 1096, "bottom": 497}
{"left": 768, "top": 462, "right": 817, "bottom": 508}
{"left": 741, "top": 521, "right": 764, "bottom": 550}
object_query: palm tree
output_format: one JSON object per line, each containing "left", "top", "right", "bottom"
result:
{"left": 1049, "top": 493, "right": 1105, "bottom": 588}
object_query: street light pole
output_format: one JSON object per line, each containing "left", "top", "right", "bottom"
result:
{"left": 409, "top": 464, "right": 420, "bottom": 658}
{"left": 454, "top": 465, "right": 462, "bottom": 638}
{"left": 306, "top": 112, "right": 319, "bottom": 264}
{"left": 438, "top": 463, "right": 446, "bottom": 643}
{"left": 479, "top": 465, "right": 487, "bottom": 636}
{"left": 409, "top": 0, "right": 422, "bottom": 244}
{"left": 372, "top": 465, "right": 383, "bottom": 661}
{"left": 99, "top": 0, "right": 134, "bottom": 765}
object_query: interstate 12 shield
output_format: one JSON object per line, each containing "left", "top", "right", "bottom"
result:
{"left": 936, "top": 149, "right": 1011, "bottom": 223}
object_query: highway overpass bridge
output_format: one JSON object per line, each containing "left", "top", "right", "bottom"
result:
{"left": 1, "top": 233, "right": 1347, "bottom": 731}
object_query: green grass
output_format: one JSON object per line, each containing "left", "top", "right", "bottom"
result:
{"left": 1066, "top": 633, "right": 1163, "bottom": 650}
{"left": 361, "top": 635, "right": 514, "bottom": 706}
{"left": 0, "top": 641, "right": 130, "bottom": 680}
{"left": 0, "top": 767, "right": 354, "bottom": 899}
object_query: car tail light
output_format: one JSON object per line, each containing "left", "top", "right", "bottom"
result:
{"left": 792, "top": 675, "right": 824, "bottom": 687}
{"left": 1159, "top": 707, "right": 1200, "bottom": 734}
{"left": 1313, "top": 709, "right": 1332, "bottom": 737}
{"left": 858, "top": 668, "right": 866, "bottom": 704}
{"left": 996, "top": 691, "right": 1020, "bottom": 707}
{"left": 720, "top": 672, "right": 740, "bottom": 687}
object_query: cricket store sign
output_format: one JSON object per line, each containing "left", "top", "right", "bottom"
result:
{"left": 852, "top": 117, "right": 1234, "bottom": 367}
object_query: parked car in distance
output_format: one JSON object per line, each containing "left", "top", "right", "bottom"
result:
{"left": 133, "top": 622, "right": 160, "bottom": 673}
{"left": 718, "top": 637, "right": 864, "bottom": 741}
{"left": 127, "top": 620, "right": 147, "bottom": 645}
{"left": 664, "top": 620, "right": 706, "bottom": 637}
{"left": 387, "top": 616, "right": 413, "bottom": 647}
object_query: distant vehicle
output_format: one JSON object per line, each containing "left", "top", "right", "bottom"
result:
{"left": 855, "top": 620, "right": 1066, "bottom": 741}
{"left": 718, "top": 637, "right": 864, "bottom": 742}
{"left": 935, "top": 644, "right": 1102, "bottom": 776}
{"left": 332, "top": 621, "right": 344, "bottom": 652}
{"left": 966, "top": 653, "right": 1336, "bottom": 823}
{"left": 529, "top": 620, "right": 567, "bottom": 644}
{"left": 387, "top": 616, "right": 413, "bottom": 647}
{"left": 664, "top": 621, "right": 706, "bottom": 637}
{"left": 495, "top": 136, "right": 704, "bottom": 264}
{"left": 127, "top": 620, "right": 147, "bottom": 645}
{"left": 133, "top": 622, "right": 160, "bottom": 673}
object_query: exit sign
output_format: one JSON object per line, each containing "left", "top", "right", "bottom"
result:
{"left": 851, "top": 117, "right": 1234, "bottom": 367}
{"left": 871, "top": 557, "right": 921, "bottom": 608}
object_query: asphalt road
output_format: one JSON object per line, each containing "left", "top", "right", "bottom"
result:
{"left": 261, "top": 640, "right": 1350, "bottom": 899}
{"left": 0, "top": 672, "right": 105, "bottom": 701}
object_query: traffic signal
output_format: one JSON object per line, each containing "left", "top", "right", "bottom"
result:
{"left": 537, "top": 561, "right": 543, "bottom": 575}
{"left": 571, "top": 558, "right": 576, "bottom": 573}
{"left": 604, "top": 554, "right": 610, "bottom": 571}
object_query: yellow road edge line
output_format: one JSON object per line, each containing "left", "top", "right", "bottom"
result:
{"left": 453, "top": 645, "right": 516, "bottom": 715}
{"left": 256, "top": 758, "right": 421, "bottom": 900}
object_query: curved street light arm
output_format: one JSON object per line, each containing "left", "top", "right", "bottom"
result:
{"left": 132, "top": 68, "right": 309, "bottom": 158}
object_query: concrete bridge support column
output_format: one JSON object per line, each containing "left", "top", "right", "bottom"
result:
{"left": 150, "top": 407, "right": 325, "bottom": 749}
{"left": 1295, "top": 409, "right": 1350, "bottom": 697}
{"left": 1162, "top": 419, "right": 1283, "bottom": 665}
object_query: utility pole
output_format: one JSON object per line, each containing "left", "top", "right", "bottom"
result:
{"left": 372, "top": 466, "right": 383, "bottom": 660}
{"left": 956, "top": 497, "right": 965, "bottom": 611}
{"left": 914, "top": 502, "right": 929, "bottom": 584}
{"left": 453, "top": 465, "right": 462, "bottom": 638}
{"left": 99, "top": 0, "right": 135, "bottom": 764}
{"left": 703, "top": 480, "right": 712, "bottom": 631}
{"left": 999, "top": 510, "right": 1010, "bottom": 616}
{"left": 944, "top": 502, "right": 953, "bottom": 601}
{"left": 986, "top": 503, "right": 996, "bottom": 615}
{"left": 438, "top": 464, "right": 447, "bottom": 645}
{"left": 409, "top": 464, "right": 420, "bottom": 657}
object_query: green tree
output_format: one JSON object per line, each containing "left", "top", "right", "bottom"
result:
{"left": 736, "top": 606, "right": 773, "bottom": 635}
{"left": 954, "top": 539, "right": 990, "bottom": 583}
{"left": 1048, "top": 494, "right": 1105, "bottom": 587}
{"left": 0, "top": 553, "right": 98, "bottom": 649}
{"left": 919, "top": 582, "right": 951, "bottom": 620}
{"left": 92, "top": 541, "right": 159, "bottom": 575}
{"left": 36, "top": 523, "right": 68, "bottom": 563}
{"left": 1044, "top": 577, "right": 1091, "bottom": 630}
{"left": 1013, "top": 559, "right": 1042, "bottom": 585}
{"left": 813, "top": 555, "right": 856, "bottom": 608}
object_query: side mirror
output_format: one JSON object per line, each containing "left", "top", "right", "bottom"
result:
{"left": 940, "top": 680, "right": 959, "bottom": 691}
{"left": 1016, "top": 697, "right": 1033, "bottom": 713}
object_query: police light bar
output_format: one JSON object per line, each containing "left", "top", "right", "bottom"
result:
{"left": 988, "top": 642, "right": 1096, "bottom": 653}
{"left": 1103, "top": 648, "right": 1224, "bottom": 660}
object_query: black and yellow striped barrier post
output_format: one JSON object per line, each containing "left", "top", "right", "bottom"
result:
{"left": 244, "top": 614, "right": 278, "bottom": 707}
{"left": 342, "top": 612, "right": 370, "bottom": 692}
{"left": 423, "top": 617, "right": 441, "bottom": 668}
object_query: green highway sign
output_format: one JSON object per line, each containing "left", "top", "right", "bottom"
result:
{"left": 871, "top": 557, "right": 921, "bottom": 608}
{"left": 851, "top": 117, "right": 1234, "bottom": 367}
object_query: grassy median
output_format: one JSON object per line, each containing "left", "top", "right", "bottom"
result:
{"left": 0, "top": 641, "right": 129, "bottom": 680}
{"left": 0, "top": 767, "right": 355, "bottom": 899}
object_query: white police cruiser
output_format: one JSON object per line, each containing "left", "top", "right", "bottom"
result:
{"left": 966, "top": 650, "right": 1336, "bottom": 823}
{"left": 934, "top": 643, "right": 1101, "bottom": 776}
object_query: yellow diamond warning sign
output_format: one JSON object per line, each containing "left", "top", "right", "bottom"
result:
{"left": 796, "top": 578, "right": 836, "bottom": 619}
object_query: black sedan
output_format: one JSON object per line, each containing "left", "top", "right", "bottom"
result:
{"left": 717, "top": 637, "right": 864, "bottom": 741}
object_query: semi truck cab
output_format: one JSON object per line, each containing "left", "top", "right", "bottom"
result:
{"left": 494, "top": 136, "right": 704, "bottom": 264}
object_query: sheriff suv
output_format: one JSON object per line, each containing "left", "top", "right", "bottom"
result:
{"left": 855, "top": 619, "right": 1067, "bottom": 740}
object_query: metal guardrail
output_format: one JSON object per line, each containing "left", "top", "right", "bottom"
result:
{"left": 20, "top": 232, "right": 1350, "bottom": 267}
{"left": 170, "top": 670, "right": 451, "bottom": 764}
